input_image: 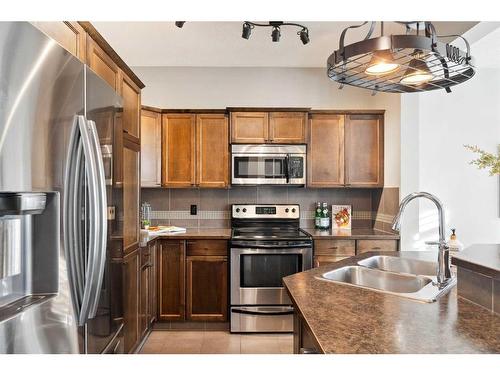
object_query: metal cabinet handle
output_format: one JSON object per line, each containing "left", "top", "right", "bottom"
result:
{"left": 329, "top": 246, "right": 339, "bottom": 250}
{"left": 372, "top": 247, "right": 381, "bottom": 250}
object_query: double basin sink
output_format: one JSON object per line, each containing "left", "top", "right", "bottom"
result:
{"left": 317, "top": 255, "right": 456, "bottom": 302}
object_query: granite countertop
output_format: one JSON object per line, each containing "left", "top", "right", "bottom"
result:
{"left": 140, "top": 228, "right": 232, "bottom": 246}
{"left": 452, "top": 244, "right": 500, "bottom": 278}
{"left": 305, "top": 228, "right": 400, "bottom": 240}
{"left": 283, "top": 251, "right": 500, "bottom": 354}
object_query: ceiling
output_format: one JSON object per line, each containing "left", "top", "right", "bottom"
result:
{"left": 93, "top": 21, "right": 478, "bottom": 68}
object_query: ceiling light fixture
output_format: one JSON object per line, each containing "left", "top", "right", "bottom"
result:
{"left": 271, "top": 27, "right": 281, "bottom": 42}
{"left": 327, "top": 21, "right": 475, "bottom": 93}
{"left": 400, "top": 51, "right": 434, "bottom": 85}
{"left": 241, "top": 21, "right": 310, "bottom": 45}
{"left": 175, "top": 21, "right": 186, "bottom": 28}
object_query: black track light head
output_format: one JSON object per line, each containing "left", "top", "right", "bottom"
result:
{"left": 299, "top": 28, "right": 310, "bottom": 45}
{"left": 175, "top": 21, "right": 186, "bottom": 28}
{"left": 271, "top": 27, "right": 281, "bottom": 42}
{"left": 242, "top": 22, "right": 252, "bottom": 40}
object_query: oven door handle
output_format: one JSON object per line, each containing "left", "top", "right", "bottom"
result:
{"left": 232, "top": 307, "right": 294, "bottom": 316}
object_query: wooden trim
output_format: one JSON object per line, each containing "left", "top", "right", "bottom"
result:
{"left": 308, "top": 109, "right": 386, "bottom": 115}
{"left": 78, "top": 21, "right": 145, "bottom": 89}
{"left": 227, "top": 107, "right": 311, "bottom": 112}
{"left": 141, "top": 105, "right": 162, "bottom": 113}
{"left": 162, "top": 108, "right": 227, "bottom": 114}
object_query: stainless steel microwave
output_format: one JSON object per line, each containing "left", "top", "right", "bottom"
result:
{"left": 231, "top": 144, "right": 306, "bottom": 186}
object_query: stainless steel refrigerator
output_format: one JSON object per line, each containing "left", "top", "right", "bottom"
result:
{"left": 0, "top": 22, "right": 124, "bottom": 354}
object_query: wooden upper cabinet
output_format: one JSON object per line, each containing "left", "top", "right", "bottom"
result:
{"left": 140, "top": 110, "right": 161, "bottom": 187}
{"left": 230, "top": 112, "right": 268, "bottom": 143}
{"left": 307, "top": 114, "right": 344, "bottom": 187}
{"left": 123, "top": 141, "right": 140, "bottom": 254}
{"left": 120, "top": 71, "right": 141, "bottom": 141}
{"left": 86, "top": 36, "right": 120, "bottom": 91}
{"left": 269, "top": 112, "right": 307, "bottom": 143}
{"left": 344, "top": 114, "right": 384, "bottom": 187}
{"left": 162, "top": 114, "right": 196, "bottom": 187}
{"left": 158, "top": 241, "right": 185, "bottom": 321}
{"left": 196, "top": 114, "right": 229, "bottom": 188}
{"left": 32, "top": 22, "right": 87, "bottom": 61}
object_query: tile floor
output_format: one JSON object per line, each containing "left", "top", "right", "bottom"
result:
{"left": 140, "top": 330, "right": 293, "bottom": 354}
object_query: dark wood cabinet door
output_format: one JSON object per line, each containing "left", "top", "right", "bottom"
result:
{"left": 269, "top": 112, "right": 307, "bottom": 143}
{"left": 86, "top": 36, "right": 120, "bottom": 91}
{"left": 162, "top": 114, "right": 196, "bottom": 187}
{"left": 31, "top": 22, "right": 87, "bottom": 61}
{"left": 186, "top": 256, "right": 228, "bottom": 321}
{"left": 307, "top": 114, "right": 344, "bottom": 187}
{"left": 344, "top": 114, "right": 384, "bottom": 187}
{"left": 141, "top": 109, "right": 162, "bottom": 187}
{"left": 230, "top": 112, "right": 269, "bottom": 143}
{"left": 120, "top": 71, "right": 141, "bottom": 142}
{"left": 123, "top": 141, "right": 140, "bottom": 254}
{"left": 196, "top": 114, "right": 229, "bottom": 188}
{"left": 139, "top": 252, "right": 149, "bottom": 338}
{"left": 158, "top": 241, "right": 186, "bottom": 321}
{"left": 149, "top": 241, "right": 158, "bottom": 326}
{"left": 123, "top": 249, "right": 139, "bottom": 353}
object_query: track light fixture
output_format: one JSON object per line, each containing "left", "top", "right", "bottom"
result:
{"left": 175, "top": 21, "right": 186, "bottom": 28}
{"left": 241, "top": 21, "right": 310, "bottom": 44}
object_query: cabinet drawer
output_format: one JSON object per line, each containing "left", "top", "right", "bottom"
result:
{"left": 186, "top": 240, "right": 228, "bottom": 256}
{"left": 356, "top": 240, "right": 398, "bottom": 253}
{"left": 314, "top": 255, "right": 350, "bottom": 268}
{"left": 314, "top": 240, "right": 355, "bottom": 256}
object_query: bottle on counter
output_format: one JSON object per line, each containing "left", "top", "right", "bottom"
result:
{"left": 320, "top": 202, "right": 330, "bottom": 230}
{"left": 448, "top": 228, "right": 464, "bottom": 275}
{"left": 141, "top": 202, "right": 151, "bottom": 230}
{"left": 315, "top": 202, "right": 322, "bottom": 229}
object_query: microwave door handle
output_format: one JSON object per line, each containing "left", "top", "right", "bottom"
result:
{"left": 285, "top": 154, "right": 290, "bottom": 183}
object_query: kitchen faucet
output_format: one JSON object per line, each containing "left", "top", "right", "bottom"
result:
{"left": 391, "top": 192, "right": 453, "bottom": 288}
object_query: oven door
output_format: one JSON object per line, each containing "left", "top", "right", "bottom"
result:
{"left": 232, "top": 153, "right": 288, "bottom": 185}
{"left": 230, "top": 247, "right": 312, "bottom": 305}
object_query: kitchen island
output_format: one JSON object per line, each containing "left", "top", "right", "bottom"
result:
{"left": 283, "top": 251, "right": 500, "bottom": 354}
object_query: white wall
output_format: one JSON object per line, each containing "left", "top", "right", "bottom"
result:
{"left": 400, "top": 24, "right": 500, "bottom": 249}
{"left": 133, "top": 66, "right": 401, "bottom": 187}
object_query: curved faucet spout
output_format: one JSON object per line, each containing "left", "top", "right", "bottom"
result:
{"left": 391, "top": 192, "right": 451, "bottom": 288}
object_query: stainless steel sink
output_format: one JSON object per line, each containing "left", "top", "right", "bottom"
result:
{"left": 317, "top": 264, "right": 456, "bottom": 302}
{"left": 358, "top": 255, "right": 437, "bottom": 276}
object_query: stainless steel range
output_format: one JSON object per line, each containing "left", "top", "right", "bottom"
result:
{"left": 230, "top": 204, "right": 313, "bottom": 333}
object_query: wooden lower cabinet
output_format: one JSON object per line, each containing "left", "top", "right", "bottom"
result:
{"left": 139, "top": 247, "right": 150, "bottom": 338}
{"left": 294, "top": 311, "right": 322, "bottom": 354}
{"left": 123, "top": 249, "right": 139, "bottom": 353}
{"left": 356, "top": 239, "right": 398, "bottom": 253}
{"left": 158, "top": 240, "right": 186, "bottom": 320}
{"left": 186, "top": 256, "right": 228, "bottom": 321}
{"left": 149, "top": 240, "right": 158, "bottom": 326}
{"left": 157, "top": 239, "right": 229, "bottom": 323}
{"left": 314, "top": 255, "right": 350, "bottom": 268}
{"left": 313, "top": 239, "right": 355, "bottom": 268}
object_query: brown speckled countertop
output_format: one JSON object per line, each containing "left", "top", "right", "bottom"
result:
{"left": 283, "top": 251, "right": 500, "bottom": 353}
{"left": 140, "top": 228, "right": 231, "bottom": 246}
{"left": 305, "top": 228, "right": 400, "bottom": 240}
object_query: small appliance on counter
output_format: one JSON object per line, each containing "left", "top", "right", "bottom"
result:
{"left": 229, "top": 204, "right": 313, "bottom": 333}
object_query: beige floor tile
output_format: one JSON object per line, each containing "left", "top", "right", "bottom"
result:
{"left": 240, "top": 335, "right": 283, "bottom": 354}
{"left": 162, "top": 339, "right": 204, "bottom": 354}
{"left": 201, "top": 331, "right": 241, "bottom": 354}
{"left": 140, "top": 341, "right": 166, "bottom": 354}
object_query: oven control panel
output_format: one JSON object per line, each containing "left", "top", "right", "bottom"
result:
{"left": 232, "top": 204, "right": 299, "bottom": 219}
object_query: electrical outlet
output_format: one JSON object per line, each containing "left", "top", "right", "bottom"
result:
{"left": 107, "top": 206, "right": 116, "bottom": 220}
{"left": 190, "top": 204, "right": 197, "bottom": 215}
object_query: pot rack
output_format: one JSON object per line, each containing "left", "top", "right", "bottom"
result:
{"left": 327, "top": 21, "right": 475, "bottom": 94}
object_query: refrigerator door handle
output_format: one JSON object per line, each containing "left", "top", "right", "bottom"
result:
{"left": 85, "top": 119, "right": 107, "bottom": 320}
{"left": 63, "top": 115, "right": 86, "bottom": 321}
{"left": 76, "top": 117, "right": 107, "bottom": 325}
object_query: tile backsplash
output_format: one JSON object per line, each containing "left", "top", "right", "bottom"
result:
{"left": 141, "top": 186, "right": 400, "bottom": 229}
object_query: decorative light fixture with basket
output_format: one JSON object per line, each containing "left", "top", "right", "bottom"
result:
{"left": 327, "top": 21, "right": 475, "bottom": 94}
